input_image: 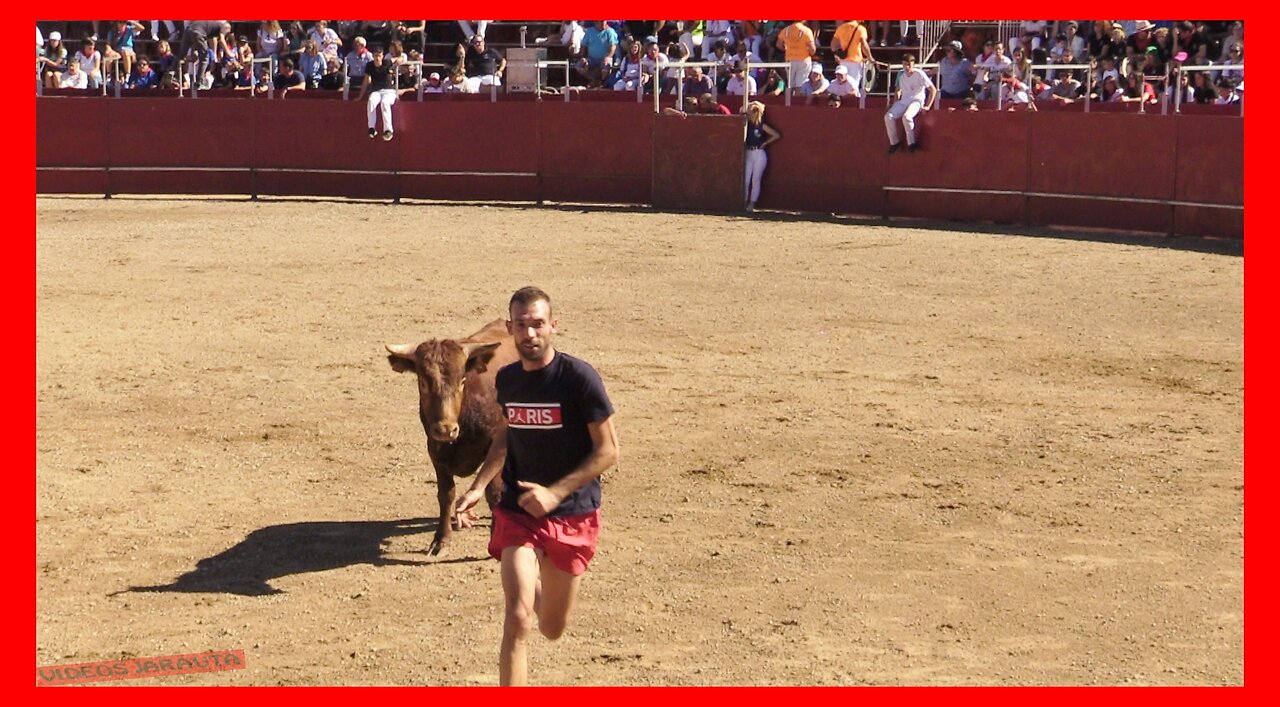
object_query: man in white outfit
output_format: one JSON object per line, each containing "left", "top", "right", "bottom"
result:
{"left": 357, "top": 46, "right": 398, "bottom": 141}
{"left": 885, "top": 54, "right": 936, "bottom": 154}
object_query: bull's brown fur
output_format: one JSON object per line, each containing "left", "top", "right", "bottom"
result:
{"left": 387, "top": 319, "right": 518, "bottom": 555}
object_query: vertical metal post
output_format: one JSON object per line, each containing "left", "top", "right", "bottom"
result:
{"left": 1085, "top": 68, "right": 1092, "bottom": 113}
{"left": 564, "top": 62, "right": 570, "bottom": 102}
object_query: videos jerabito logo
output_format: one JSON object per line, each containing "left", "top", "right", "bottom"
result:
{"left": 36, "top": 649, "right": 246, "bottom": 686}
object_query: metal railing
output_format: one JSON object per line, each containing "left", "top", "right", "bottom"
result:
{"left": 920, "top": 21, "right": 951, "bottom": 64}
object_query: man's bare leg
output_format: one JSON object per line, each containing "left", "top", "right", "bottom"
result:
{"left": 500, "top": 546, "right": 539, "bottom": 686}
{"left": 534, "top": 549, "right": 583, "bottom": 640}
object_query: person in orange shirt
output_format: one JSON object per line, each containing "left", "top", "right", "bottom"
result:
{"left": 831, "top": 20, "right": 876, "bottom": 98}
{"left": 776, "top": 19, "right": 817, "bottom": 96}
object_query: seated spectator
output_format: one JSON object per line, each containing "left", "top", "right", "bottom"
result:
{"left": 59, "top": 59, "right": 88, "bottom": 89}
{"left": 76, "top": 38, "right": 105, "bottom": 90}
{"left": 760, "top": 67, "right": 786, "bottom": 96}
{"left": 1214, "top": 77, "right": 1240, "bottom": 105}
{"left": 361, "top": 20, "right": 393, "bottom": 49}
{"left": 1010, "top": 46, "right": 1033, "bottom": 84}
{"left": 1049, "top": 68, "right": 1081, "bottom": 103}
{"left": 459, "top": 34, "right": 504, "bottom": 90}
{"left": 576, "top": 20, "right": 619, "bottom": 88}
{"left": 1175, "top": 21, "right": 1209, "bottom": 65}
{"left": 1030, "top": 75, "right": 1052, "bottom": 101}
{"left": 1119, "top": 72, "right": 1157, "bottom": 105}
{"left": 154, "top": 39, "right": 179, "bottom": 86}
{"left": 702, "top": 21, "right": 735, "bottom": 59}
{"left": 679, "top": 65, "right": 714, "bottom": 99}
{"left": 974, "top": 41, "right": 1012, "bottom": 99}
{"left": 1102, "top": 24, "right": 1128, "bottom": 68}
{"left": 936, "top": 41, "right": 973, "bottom": 99}
{"left": 1126, "top": 20, "right": 1156, "bottom": 61}
{"left": 827, "top": 64, "right": 856, "bottom": 97}
{"left": 613, "top": 39, "right": 645, "bottom": 91}
{"left": 950, "top": 96, "right": 980, "bottom": 111}
{"left": 639, "top": 40, "right": 669, "bottom": 94}
{"left": 708, "top": 39, "right": 735, "bottom": 91}
{"left": 443, "top": 69, "right": 472, "bottom": 93}
{"left": 346, "top": 37, "right": 373, "bottom": 83}
{"left": 536, "top": 20, "right": 585, "bottom": 55}
{"left": 1218, "top": 43, "right": 1243, "bottom": 83}
{"left": 1191, "top": 70, "right": 1216, "bottom": 104}
{"left": 270, "top": 57, "right": 305, "bottom": 96}
{"left": 800, "top": 64, "right": 829, "bottom": 99}
{"left": 997, "top": 68, "right": 1032, "bottom": 106}
{"left": 310, "top": 20, "right": 342, "bottom": 60}
{"left": 258, "top": 21, "right": 284, "bottom": 64}
{"left": 104, "top": 20, "right": 144, "bottom": 83}
{"left": 39, "top": 31, "right": 68, "bottom": 88}
{"left": 661, "top": 94, "right": 731, "bottom": 117}
{"left": 826, "top": 93, "right": 843, "bottom": 108}
{"left": 320, "top": 55, "right": 344, "bottom": 90}
{"left": 282, "top": 21, "right": 307, "bottom": 60}
{"left": 233, "top": 41, "right": 256, "bottom": 89}
{"left": 127, "top": 56, "right": 160, "bottom": 88}
{"left": 299, "top": 39, "right": 326, "bottom": 89}
{"left": 423, "top": 71, "right": 444, "bottom": 93}
{"left": 1216, "top": 21, "right": 1243, "bottom": 64}
{"left": 1090, "top": 74, "right": 1122, "bottom": 102}
{"left": 725, "top": 60, "right": 757, "bottom": 96}
{"left": 1166, "top": 67, "right": 1194, "bottom": 104}
{"left": 661, "top": 41, "right": 689, "bottom": 94}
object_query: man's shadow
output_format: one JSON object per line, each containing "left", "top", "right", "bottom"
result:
{"left": 118, "top": 517, "right": 485, "bottom": 597}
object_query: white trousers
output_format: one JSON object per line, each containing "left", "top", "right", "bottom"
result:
{"left": 885, "top": 98, "right": 924, "bottom": 145}
{"left": 744, "top": 148, "right": 767, "bottom": 203}
{"left": 457, "top": 21, "right": 489, "bottom": 40}
{"left": 788, "top": 59, "right": 812, "bottom": 93}
{"left": 367, "top": 89, "right": 397, "bottom": 131}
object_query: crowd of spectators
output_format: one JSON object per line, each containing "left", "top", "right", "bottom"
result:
{"left": 35, "top": 20, "right": 1243, "bottom": 108}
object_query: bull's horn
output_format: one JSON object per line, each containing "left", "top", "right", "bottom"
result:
{"left": 385, "top": 343, "right": 417, "bottom": 357}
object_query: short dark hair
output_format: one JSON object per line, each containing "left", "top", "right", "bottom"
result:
{"left": 509, "top": 286, "right": 552, "bottom": 314}
{"left": 281, "top": 57, "right": 295, "bottom": 70}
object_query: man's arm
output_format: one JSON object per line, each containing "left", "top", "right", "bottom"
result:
{"left": 454, "top": 419, "right": 510, "bottom": 523}
{"left": 516, "top": 417, "right": 619, "bottom": 518}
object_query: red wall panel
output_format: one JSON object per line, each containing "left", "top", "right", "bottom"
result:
{"left": 35, "top": 98, "right": 1243, "bottom": 239}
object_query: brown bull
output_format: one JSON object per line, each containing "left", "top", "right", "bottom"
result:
{"left": 386, "top": 319, "right": 518, "bottom": 555}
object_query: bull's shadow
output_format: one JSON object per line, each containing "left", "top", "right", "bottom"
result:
{"left": 121, "top": 517, "right": 471, "bottom": 597}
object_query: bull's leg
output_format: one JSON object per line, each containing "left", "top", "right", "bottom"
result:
{"left": 429, "top": 472, "right": 457, "bottom": 556}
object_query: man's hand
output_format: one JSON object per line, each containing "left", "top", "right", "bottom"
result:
{"left": 515, "top": 481, "right": 562, "bottom": 518}
{"left": 455, "top": 487, "right": 485, "bottom": 527}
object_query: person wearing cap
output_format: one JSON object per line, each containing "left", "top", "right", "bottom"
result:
{"left": 776, "top": 20, "right": 817, "bottom": 96}
{"left": 800, "top": 63, "right": 829, "bottom": 100}
{"left": 725, "top": 59, "right": 757, "bottom": 96}
{"left": 937, "top": 40, "right": 974, "bottom": 99}
{"left": 827, "top": 64, "right": 856, "bottom": 98}
{"left": 831, "top": 19, "right": 874, "bottom": 98}
{"left": 1125, "top": 21, "right": 1156, "bottom": 61}
{"left": 424, "top": 71, "right": 444, "bottom": 93}
{"left": 885, "top": 53, "right": 936, "bottom": 154}
{"left": 39, "top": 31, "right": 68, "bottom": 88}
{"left": 460, "top": 34, "right": 505, "bottom": 90}
{"left": 743, "top": 100, "right": 780, "bottom": 213}
{"left": 358, "top": 45, "right": 398, "bottom": 141}
{"left": 576, "top": 20, "right": 619, "bottom": 88}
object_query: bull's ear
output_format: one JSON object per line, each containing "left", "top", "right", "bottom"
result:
{"left": 385, "top": 343, "right": 418, "bottom": 373}
{"left": 462, "top": 341, "right": 502, "bottom": 374}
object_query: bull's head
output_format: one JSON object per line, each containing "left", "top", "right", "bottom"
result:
{"left": 386, "top": 339, "right": 502, "bottom": 443}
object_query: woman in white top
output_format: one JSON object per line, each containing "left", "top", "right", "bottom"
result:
{"left": 613, "top": 39, "right": 644, "bottom": 90}
{"left": 258, "top": 21, "right": 284, "bottom": 65}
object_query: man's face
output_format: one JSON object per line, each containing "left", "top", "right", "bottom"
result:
{"left": 508, "top": 299, "right": 556, "bottom": 364}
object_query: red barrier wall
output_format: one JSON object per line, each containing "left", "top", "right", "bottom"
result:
{"left": 36, "top": 96, "right": 1243, "bottom": 239}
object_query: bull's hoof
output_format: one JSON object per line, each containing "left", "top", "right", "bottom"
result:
{"left": 427, "top": 535, "right": 450, "bottom": 556}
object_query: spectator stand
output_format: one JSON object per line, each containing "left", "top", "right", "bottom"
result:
{"left": 1175, "top": 63, "right": 1244, "bottom": 116}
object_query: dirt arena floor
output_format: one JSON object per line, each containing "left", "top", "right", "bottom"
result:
{"left": 35, "top": 196, "right": 1243, "bottom": 686}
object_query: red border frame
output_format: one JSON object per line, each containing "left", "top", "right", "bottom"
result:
{"left": 28, "top": 5, "right": 1257, "bottom": 697}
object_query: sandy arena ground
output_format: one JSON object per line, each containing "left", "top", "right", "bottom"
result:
{"left": 35, "top": 196, "right": 1243, "bottom": 686}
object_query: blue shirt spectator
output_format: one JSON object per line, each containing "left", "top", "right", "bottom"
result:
{"left": 582, "top": 22, "right": 618, "bottom": 63}
{"left": 127, "top": 58, "right": 159, "bottom": 88}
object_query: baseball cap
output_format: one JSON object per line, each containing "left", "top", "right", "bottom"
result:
{"left": 49, "top": 31, "right": 61, "bottom": 41}
{"left": 1174, "top": 51, "right": 1188, "bottom": 62}
{"left": 833, "top": 65, "right": 848, "bottom": 75}
{"left": 809, "top": 64, "right": 823, "bottom": 74}
{"left": 428, "top": 72, "right": 441, "bottom": 80}
{"left": 950, "top": 40, "right": 963, "bottom": 52}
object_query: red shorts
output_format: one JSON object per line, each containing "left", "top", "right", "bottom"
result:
{"left": 488, "top": 507, "right": 601, "bottom": 576}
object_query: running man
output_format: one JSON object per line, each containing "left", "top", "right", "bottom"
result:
{"left": 456, "top": 286, "right": 619, "bottom": 686}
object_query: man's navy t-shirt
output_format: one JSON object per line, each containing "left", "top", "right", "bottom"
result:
{"left": 497, "top": 351, "right": 614, "bottom": 517}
